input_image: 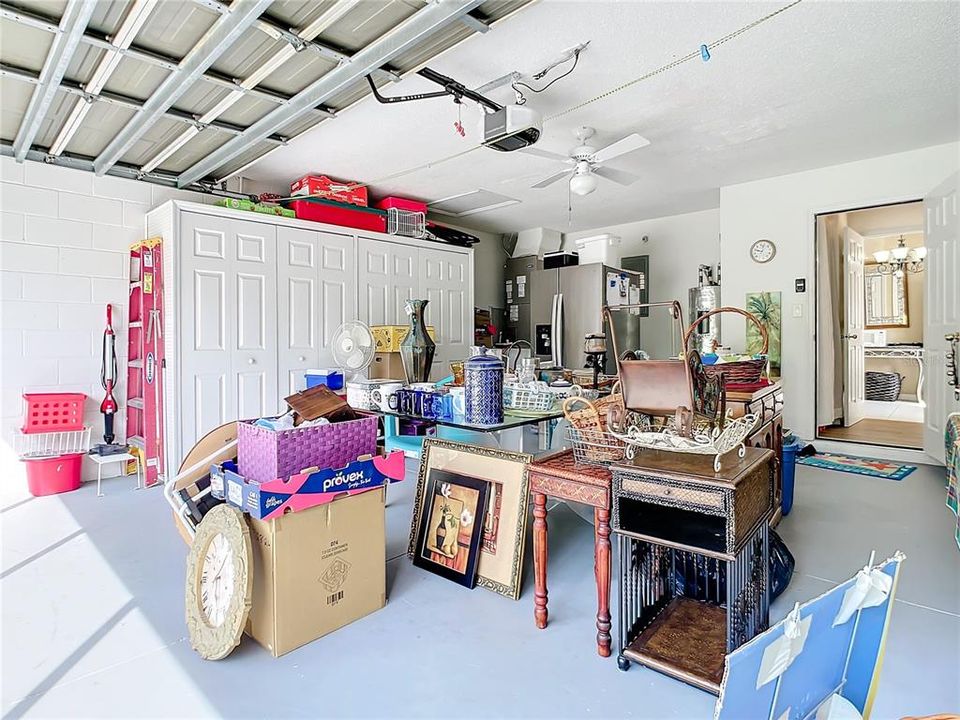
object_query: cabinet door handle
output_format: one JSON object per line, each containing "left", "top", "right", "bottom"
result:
{"left": 248, "top": 358, "right": 255, "bottom": 365}
{"left": 841, "top": 334, "right": 858, "bottom": 340}
{"left": 298, "top": 356, "right": 306, "bottom": 362}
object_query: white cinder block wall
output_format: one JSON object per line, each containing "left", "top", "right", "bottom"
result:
{"left": 0, "top": 156, "right": 222, "bottom": 482}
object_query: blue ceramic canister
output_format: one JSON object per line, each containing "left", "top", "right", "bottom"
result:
{"left": 464, "top": 352, "right": 504, "bottom": 425}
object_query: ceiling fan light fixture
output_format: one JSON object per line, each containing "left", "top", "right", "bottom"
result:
{"left": 569, "top": 172, "right": 598, "bottom": 196}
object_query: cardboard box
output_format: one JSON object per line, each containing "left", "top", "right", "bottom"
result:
{"left": 370, "top": 325, "right": 436, "bottom": 353}
{"left": 289, "top": 174, "right": 368, "bottom": 206}
{"left": 221, "top": 452, "right": 405, "bottom": 520}
{"left": 246, "top": 486, "right": 386, "bottom": 657}
{"left": 369, "top": 351, "right": 406, "bottom": 379}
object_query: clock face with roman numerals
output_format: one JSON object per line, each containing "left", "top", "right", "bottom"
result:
{"left": 186, "top": 505, "right": 252, "bottom": 660}
{"left": 200, "top": 533, "right": 236, "bottom": 628}
{"left": 750, "top": 239, "right": 776, "bottom": 263}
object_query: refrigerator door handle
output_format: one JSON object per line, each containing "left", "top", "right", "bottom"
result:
{"left": 550, "top": 293, "right": 559, "bottom": 367}
{"left": 556, "top": 292, "right": 564, "bottom": 367}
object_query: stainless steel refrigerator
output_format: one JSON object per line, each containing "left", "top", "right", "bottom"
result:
{"left": 505, "top": 259, "right": 644, "bottom": 368}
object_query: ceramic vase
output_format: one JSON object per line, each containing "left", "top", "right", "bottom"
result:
{"left": 464, "top": 352, "right": 504, "bottom": 425}
{"left": 400, "top": 299, "right": 436, "bottom": 384}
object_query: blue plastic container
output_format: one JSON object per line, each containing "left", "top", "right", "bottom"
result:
{"left": 781, "top": 438, "right": 803, "bottom": 516}
{"left": 304, "top": 368, "right": 343, "bottom": 390}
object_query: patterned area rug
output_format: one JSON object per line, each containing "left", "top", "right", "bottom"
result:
{"left": 796, "top": 452, "right": 916, "bottom": 481}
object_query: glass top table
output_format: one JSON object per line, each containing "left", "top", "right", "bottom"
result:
{"left": 371, "top": 408, "right": 565, "bottom": 453}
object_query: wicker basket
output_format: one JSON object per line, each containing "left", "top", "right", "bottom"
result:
{"left": 682, "top": 307, "right": 768, "bottom": 384}
{"left": 563, "top": 395, "right": 627, "bottom": 464}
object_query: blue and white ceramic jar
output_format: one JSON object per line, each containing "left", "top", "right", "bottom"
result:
{"left": 464, "top": 352, "right": 504, "bottom": 425}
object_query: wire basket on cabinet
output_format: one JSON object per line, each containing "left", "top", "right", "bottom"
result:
{"left": 386, "top": 208, "right": 426, "bottom": 238}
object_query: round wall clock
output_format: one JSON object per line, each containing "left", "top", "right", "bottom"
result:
{"left": 750, "top": 239, "right": 776, "bottom": 263}
{"left": 185, "top": 504, "right": 253, "bottom": 660}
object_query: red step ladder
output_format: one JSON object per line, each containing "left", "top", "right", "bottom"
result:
{"left": 126, "top": 238, "right": 165, "bottom": 488}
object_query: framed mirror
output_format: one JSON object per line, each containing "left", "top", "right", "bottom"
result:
{"left": 864, "top": 264, "right": 908, "bottom": 328}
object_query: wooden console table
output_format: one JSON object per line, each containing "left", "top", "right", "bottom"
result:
{"left": 527, "top": 449, "right": 613, "bottom": 657}
{"left": 726, "top": 381, "right": 784, "bottom": 524}
{"left": 611, "top": 448, "right": 774, "bottom": 693}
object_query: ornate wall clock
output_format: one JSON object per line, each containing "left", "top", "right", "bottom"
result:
{"left": 185, "top": 504, "right": 253, "bottom": 660}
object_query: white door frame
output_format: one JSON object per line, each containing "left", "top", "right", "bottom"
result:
{"left": 811, "top": 197, "right": 923, "bottom": 452}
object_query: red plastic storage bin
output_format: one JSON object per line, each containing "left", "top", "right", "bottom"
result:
{"left": 21, "top": 393, "right": 86, "bottom": 434}
{"left": 286, "top": 199, "right": 387, "bottom": 234}
{"left": 374, "top": 196, "right": 428, "bottom": 214}
{"left": 24, "top": 453, "right": 83, "bottom": 496}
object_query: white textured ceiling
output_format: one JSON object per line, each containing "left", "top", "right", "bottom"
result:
{"left": 245, "top": 0, "right": 960, "bottom": 234}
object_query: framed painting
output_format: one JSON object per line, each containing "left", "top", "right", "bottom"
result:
{"left": 409, "top": 439, "right": 532, "bottom": 599}
{"left": 746, "top": 291, "right": 782, "bottom": 374}
{"left": 412, "top": 469, "right": 488, "bottom": 588}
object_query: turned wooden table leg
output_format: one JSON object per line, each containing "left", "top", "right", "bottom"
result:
{"left": 594, "top": 506, "right": 612, "bottom": 657}
{"left": 533, "top": 492, "right": 548, "bottom": 629}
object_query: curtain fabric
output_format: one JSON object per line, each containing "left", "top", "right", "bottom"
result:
{"left": 816, "top": 215, "right": 845, "bottom": 426}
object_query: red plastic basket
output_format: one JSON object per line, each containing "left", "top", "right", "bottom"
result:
{"left": 21, "top": 393, "right": 86, "bottom": 434}
{"left": 24, "top": 453, "right": 83, "bottom": 496}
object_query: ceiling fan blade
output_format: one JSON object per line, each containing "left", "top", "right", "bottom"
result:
{"left": 589, "top": 134, "right": 650, "bottom": 165}
{"left": 531, "top": 169, "right": 572, "bottom": 189}
{"left": 593, "top": 166, "right": 640, "bottom": 186}
{"left": 519, "top": 146, "right": 573, "bottom": 163}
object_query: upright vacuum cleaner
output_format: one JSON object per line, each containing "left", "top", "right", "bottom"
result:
{"left": 91, "top": 304, "right": 125, "bottom": 456}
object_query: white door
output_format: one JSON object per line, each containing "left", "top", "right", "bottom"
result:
{"left": 357, "top": 237, "right": 390, "bottom": 327}
{"left": 180, "top": 213, "right": 233, "bottom": 454}
{"left": 923, "top": 172, "right": 960, "bottom": 463}
{"left": 230, "top": 219, "right": 278, "bottom": 417}
{"left": 278, "top": 227, "right": 320, "bottom": 397}
{"left": 317, "top": 231, "right": 357, "bottom": 366}
{"left": 843, "top": 226, "right": 867, "bottom": 427}
{"left": 420, "top": 247, "right": 471, "bottom": 380}
{"left": 180, "top": 213, "right": 277, "bottom": 451}
{"left": 389, "top": 243, "right": 419, "bottom": 324}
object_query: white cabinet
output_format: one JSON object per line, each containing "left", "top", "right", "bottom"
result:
{"left": 420, "top": 247, "right": 471, "bottom": 380}
{"left": 179, "top": 213, "right": 277, "bottom": 453}
{"left": 278, "top": 227, "right": 356, "bottom": 396}
{"left": 152, "top": 201, "right": 473, "bottom": 476}
{"left": 357, "top": 237, "right": 420, "bottom": 326}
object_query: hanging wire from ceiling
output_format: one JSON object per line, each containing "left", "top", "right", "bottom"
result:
{"left": 261, "top": 0, "right": 804, "bottom": 201}
{"left": 546, "top": 0, "right": 804, "bottom": 121}
{"left": 512, "top": 45, "right": 585, "bottom": 105}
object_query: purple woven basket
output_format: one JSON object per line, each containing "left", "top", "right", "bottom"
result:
{"left": 237, "top": 412, "right": 378, "bottom": 484}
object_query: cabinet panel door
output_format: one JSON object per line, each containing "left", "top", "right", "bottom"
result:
{"left": 180, "top": 213, "right": 234, "bottom": 452}
{"left": 357, "top": 237, "right": 390, "bottom": 327}
{"left": 231, "top": 219, "right": 277, "bottom": 415}
{"left": 278, "top": 227, "right": 319, "bottom": 396}
{"left": 389, "top": 243, "right": 419, "bottom": 324}
{"left": 441, "top": 252, "right": 471, "bottom": 366}
{"left": 419, "top": 248, "right": 470, "bottom": 380}
{"left": 318, "top": 231, "right": 357, "bottom": 366}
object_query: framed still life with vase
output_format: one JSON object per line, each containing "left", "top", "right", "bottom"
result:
{"left": 412, "top": 469, "right": 488, "bottom": 587}
{"left": 409, "top": 439, "right": 532, "bottom": 598}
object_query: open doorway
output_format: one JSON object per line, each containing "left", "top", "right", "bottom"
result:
{"left": 815, "top": 201, "right": 926, "bottom": 449}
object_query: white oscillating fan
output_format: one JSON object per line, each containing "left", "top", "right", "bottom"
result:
{"left": 330, "top": 321, "right": 375, "bottom": 381}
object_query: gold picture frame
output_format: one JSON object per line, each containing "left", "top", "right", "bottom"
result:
{"left": 408, "top": 439, "right": 532, "bottom": 600}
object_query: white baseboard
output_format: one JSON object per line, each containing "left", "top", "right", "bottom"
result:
{"left": 807, "top": 437, "right": 942, "bottom": 466}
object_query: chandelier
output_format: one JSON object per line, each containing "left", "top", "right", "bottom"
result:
{"left": 872, "top": 235, "right": 926, "bottom": 276}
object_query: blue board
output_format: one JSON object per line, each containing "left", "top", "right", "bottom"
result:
{"left": 716, "top": 555, "right": 903, "bottom": 720}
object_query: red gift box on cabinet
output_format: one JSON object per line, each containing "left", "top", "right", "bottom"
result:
{"left": 290, "top": 174, "right": 368, "bottom": 207}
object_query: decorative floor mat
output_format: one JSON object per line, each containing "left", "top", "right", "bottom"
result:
{"left": 796, "top": 452, "right": 916, "bottom": 481}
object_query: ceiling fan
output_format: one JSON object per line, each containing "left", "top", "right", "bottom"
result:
{"left": 522, "top": 126, "right": 650, "bottom": 196}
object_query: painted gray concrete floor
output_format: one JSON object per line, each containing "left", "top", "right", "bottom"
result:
{"left": 1, "top": 460, "right": 958, "bottom": 719}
